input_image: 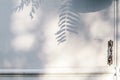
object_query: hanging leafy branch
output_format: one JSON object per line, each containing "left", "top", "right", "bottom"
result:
{"left": 55, "top": 0, "right": 80, "bottom": 44}
{"left": 14, "top": 0, "right": 42, "bottom": 19}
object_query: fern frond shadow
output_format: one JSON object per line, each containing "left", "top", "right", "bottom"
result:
{"left": 56, "top": 0, "right": 80, "bottom": 44}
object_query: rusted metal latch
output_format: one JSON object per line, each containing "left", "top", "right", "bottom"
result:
{"left": 107, "top": 40, "right": 113, "bottom": 66}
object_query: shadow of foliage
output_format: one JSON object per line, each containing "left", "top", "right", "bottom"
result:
{"left": 56, "top": 0, "right": 80, "bottom": 44}
{"left": 14, "top": 0, "right": 113, "bottom": 45}
{"left": 15, "top": 0, "right": 42, "bottom": 19}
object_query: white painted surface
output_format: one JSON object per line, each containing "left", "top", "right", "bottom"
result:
{"left": 0, "top": 0, "right": 118, "bottom": 80}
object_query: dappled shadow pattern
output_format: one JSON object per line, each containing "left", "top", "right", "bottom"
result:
{"left": 56, "top": 0, "right": 113, "bottom": 44}
{"left": 0, "top": 0, "right": 117, "bottom": 80}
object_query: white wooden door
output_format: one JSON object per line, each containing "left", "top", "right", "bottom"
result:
{"left": 0, "top": 0, "right": 118, "bottom": 80}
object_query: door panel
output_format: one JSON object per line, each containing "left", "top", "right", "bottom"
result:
{"left": 34, "top": 0, "right": 114, "bottom": 71}
{"left": 0, "top": 0, "right": 116, "bottom": 79}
